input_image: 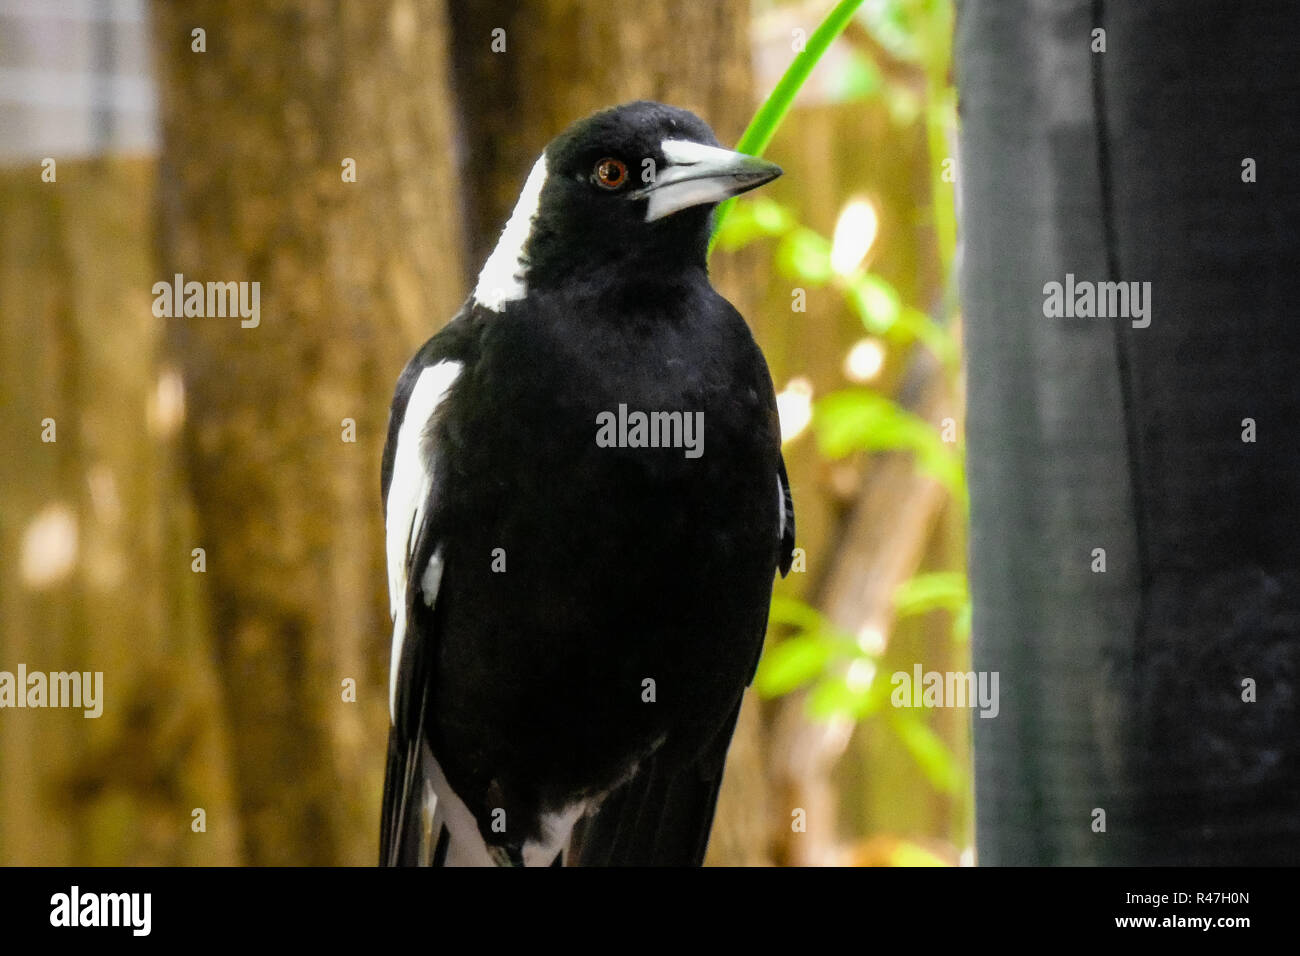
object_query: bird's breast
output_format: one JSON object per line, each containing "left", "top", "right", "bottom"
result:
{"left": 427, "top": 293, "right": 778, "bottom": 814}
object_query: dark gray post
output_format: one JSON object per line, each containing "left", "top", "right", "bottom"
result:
{"left": 958, "top": 0, "right": 1300, "bottom": 864}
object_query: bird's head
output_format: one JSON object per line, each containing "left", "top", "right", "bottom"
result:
{"left": 473, "top": 101, "right": 782, "bottom": 310}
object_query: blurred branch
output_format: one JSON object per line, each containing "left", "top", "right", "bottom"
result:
{"left": 771, "top": 349, "right": 954, "bottom": 865}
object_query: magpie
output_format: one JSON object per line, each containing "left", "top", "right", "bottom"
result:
{"left": 379, "top": 101, "right": 795, "bottom": 866}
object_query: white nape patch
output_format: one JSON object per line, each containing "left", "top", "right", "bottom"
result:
{"left": 473, "top": 155, "right": 549, "bottom": 312}
{"left": 777, "top": 474, "right": 786, "bottom": 541}
{"left": 386, "top": 360, "right": 462, "bottom": 723}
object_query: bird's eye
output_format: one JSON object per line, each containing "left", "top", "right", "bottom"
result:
{"left": 592, "top": 158, "right": 628, "bottom": 190}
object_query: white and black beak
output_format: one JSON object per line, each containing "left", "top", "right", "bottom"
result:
{"left": 631, "top": 139, "right": 783, "bottom": 222}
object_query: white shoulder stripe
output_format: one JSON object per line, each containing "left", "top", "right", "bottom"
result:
{"left": 386, "top": 360, "right": 462, "bottom": 723}
{"left": 473, "top": 155, "right": 549, "bottom": 312}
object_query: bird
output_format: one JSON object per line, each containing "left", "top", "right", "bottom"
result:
{"left": 379, "top": 100, "right": 795, "bottom": 866}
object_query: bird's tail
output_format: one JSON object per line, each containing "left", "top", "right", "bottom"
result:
{"left": 565, "top": 700, "right": 741, "bottom": 866}
{"left": 381, "top": 724, "right": 504, "bottom": 866}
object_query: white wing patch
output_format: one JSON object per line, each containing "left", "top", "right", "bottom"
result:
{"left": 386, "top": 360, "right": 462, "bottom": 723}
{"left": 473, "top": 155, "right": 549, "bottom": 312}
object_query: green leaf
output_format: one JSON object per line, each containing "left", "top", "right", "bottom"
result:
{"left": 813, "top": 390, "right": 965, "bottom": 497}
{"left": 807, "top": 674, "right": 869, "bottom": 720}
{"left": 895, "top": 572, "right": 973, "bottom": 647}
{"left": 893, "top": 572, "right": 968, "bottom": 617}
{"left": 776, "top": 228, "right": 833, "bottom": 284}
{"left": 847, "top": 273, "right": 902, "bottom": 332}
{"left": 913, "top": 444, "right": 965, "bottom": 499}
{"left": 753, "top": 196, "right": 795, "bottom": 233}
{"left": 832, "top": 49, "right": 883, "bottom": 102}
{"left": 813, "top": 389, "right": 930, "bottom": 456}
{"left": 881, "top": 840, "right": 951, "bottom": 867}
{"left": 893, "top": 306, "right": 959, "bottom": 367}
{"left": 888, "top": 713, "right": 963, "bottom": 793}
{"left": 862, "top": 0, "right": 924, "bottom": 63}
{"left": 755, "top": 633, "right": 834, "bottom": 697}
{"left": 712, "top": 197, "right": 794, "bottom": 251}
{"left": 953, "top": 600, "right": 972, "bottom": 644}
{"left": 885, "top": 83, "right": 923, "bottom": 126}
{"left": 767, "top": 595, "right": 830, "bottom": 633}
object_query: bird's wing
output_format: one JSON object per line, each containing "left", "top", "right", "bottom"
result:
{"left": 378, "top": 317, "right": 472, "bottom": 866}
{"left": 567, "top": 446, "right": 795, "bottom": 866}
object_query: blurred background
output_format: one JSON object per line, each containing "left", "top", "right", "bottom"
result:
{"left": 0, "top": 0, "right": 964, "bottom": 865}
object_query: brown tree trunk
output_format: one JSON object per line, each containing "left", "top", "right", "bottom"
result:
{"left": 0, "top": 158, "right": 241, "bottom": 865}
{"left": 151, "top": 0, "right": 466, "bottom": 865}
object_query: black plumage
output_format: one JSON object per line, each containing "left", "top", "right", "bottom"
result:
{"left": 380, "top": 101, "right": 794, "bottom": 866}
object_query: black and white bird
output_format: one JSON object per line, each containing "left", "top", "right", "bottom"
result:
{"left": 379, "top": 101, "right": 794, "bottom": 866}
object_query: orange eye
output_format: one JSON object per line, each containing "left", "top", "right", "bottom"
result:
{"left": 593, "top": 158, "right": 628, "bottom": 190}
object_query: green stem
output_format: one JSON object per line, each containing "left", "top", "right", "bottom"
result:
{"left": 920, "top": 0, "right": 957, "bottom": 299}
{"left": 710, "top": 0, "right": 867, "bottom": 249}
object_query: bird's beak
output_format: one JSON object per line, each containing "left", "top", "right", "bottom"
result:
{"left": 631, "top": 139, "right": 783, "bottom": 222}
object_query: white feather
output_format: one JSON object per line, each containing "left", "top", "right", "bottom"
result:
{"left": 777, "top": 473, "right": 786, "bottom": 541}
{"left": 473, "top": 155, "right": 549, "bottom": 312}
{"left": 423, "top": 745, "right": 589, "bottom": 867}
{"left": 386, "top": 360, "right": 462, "bottom": 723}
{"left": 426, "top": 750, "right": 495, "bottom": 867}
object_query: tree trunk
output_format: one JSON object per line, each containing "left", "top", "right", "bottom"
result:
{"left": 0, "top": 158, "right": 241, "bottom": 865}
{"left": 151, "top": 0, "right": 466, "bottom": 865}
{"left": 959, "top": 0, "right": 1300, "bottom": 864}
